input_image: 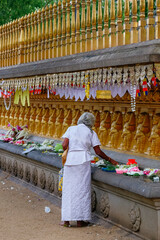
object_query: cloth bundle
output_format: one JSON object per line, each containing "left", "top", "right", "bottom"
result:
{"left": 58, "top": 168, "right": 64, "bottom": 192}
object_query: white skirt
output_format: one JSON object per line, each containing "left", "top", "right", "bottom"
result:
{"left": 61, "top": 161, "right": 91, "bottom": 221}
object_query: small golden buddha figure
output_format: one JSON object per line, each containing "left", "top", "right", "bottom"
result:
{"left": 8, "top": 106, "right": 15, "bottom": 127}
{"left": 146, "top": 114, "right": 160, "bottom": 156}
{"left": 0, "top": 105, "right": 2, "bottom": 126}
{"left": 29, "top": 107, "right": 38, "bottom": 133}
{"left": 132, "top": 113, "right": 150, "bottom": 153}
{"left": 1, "top": 106, "right": 7, "bottom": 127}
{"left": 98, "top": 111, "right": 111, "bottom": 146}
{"left": 41, "top": 108, "right": 50, "bottom": 136}
{"left": 4, "top": 107, "right": 11, "bottom": 128}
{"left": 71, "top": 109, "right": 81, "bottom": 126}
{"left": 107, "top": 111, "right": 123, "bottom": 149}
{"left": 91, "top": 110, "right": 100, "bottom": 135}
{"left": 118, "top": 112, "right": 135, "bottom": 151}
{"left": 62, "top": 109, "right": 72, "bottom": 136}
{"left": 14, "top": 106, "right": 20, "bottom": 127}
{"left": 35, "top": 108, "right": 44, "bottom": 135}
{"left": 46, "top": 108, "right": 57, "bottom": 137}
{"left": 23, "top": 107, "right": 31, "bottom": 128}
{"left": 54, "top": 108, "right": 64, "bottom": 138}
{"left": 19, "top": 107, "right": 26, "bottom": 127}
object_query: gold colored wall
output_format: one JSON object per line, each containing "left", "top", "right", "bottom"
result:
{"left": 1, "top": 91, "right": 160, "bottom": 157}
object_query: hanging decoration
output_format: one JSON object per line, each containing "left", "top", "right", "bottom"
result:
{"left": 4, "top": 96, "right": 11, "bottom": 110}
{"left": 0, "top": 63, "right": 159, "bottom": 106}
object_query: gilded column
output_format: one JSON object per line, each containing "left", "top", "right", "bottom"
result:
{"left": 45, "top": 6, "right": 49, "bottom": 59}
{"left": 41, "top": 8, "right": 45, "bottom": 60}
{"left": 4, "top": 24, "right": 7, "bottom": 67}
{"left": 57, "top": 1, "right": 62, "bottom": 57}
{"left": 31, "top": 12, "right": 35, "bottom": 62}
{"left": 86, "top": 0, "right": 91, "bottom": 51}
{"left": 27, "top": 14, "right": 31, "bottom": 62}
{"left": 123, "top": 0, "right": 130, "bottom": 45}
{"left": 97, "top": 0, "right": 103, "bottom": 49}
{"left": 71, "top": 0, "right": 76, "bottom": 54}
{"left": 12, "top": 21, "right": 16, "bottom": 65}
{"left": 91, "top": 0, "right": 97, "bottom": 50}
{"left": 62, "top": 0, "right": 66, "bottom": 56}
{"left": 49, "top": 4, "right": 53, "bottom": 58}
{"left": 6, "top": 24, "right": 9, "bottom": 67}
{"left": 24, "top": 15, "right": 28, "bottom": 63}
{"left": 18, "top": 17, "right": 25, "bottom": 64}
{"left": 10, "top": 22, "right": 14, "bottom": 66}
{"left": 34, "top": 11, "right": 38, "bottom": 62}
{"left": 116, "top": 0, "right": 123, "bottom": 46}
{"left": 103, "top": 0, "right": 109, "bottom": 48}
{"left": 15, "top": 20, "right": 19, "bottom": 65}
{"left": 109, "top": 0, "right": 116, "bottom": 47}
{"left": 66, "top": 0, "right": 71, "bottom": 55}
{"left": 138, "top": 0, "right": 146, "bottom": 42}
{"left": 131, "top": 0, "right": 138, "bottom": 43}
{"left": 53, "top": 3, "right": 57, "bottom": 58}
{"left": 147, "top": 0, "right": 154, "bottom": 40}
{"left": 37, "top": 10, "right": 41, "bottom": 61}
{"left": 81, "top": 0, "right": 86, "bottom": 52}
{"left": 155, "top": 0, "right": 160, "bottom": 39}
{"left": 76, "top": 0, "right": 81, "bottom": 53}
{"left": 9, "top": 22, "right": 12, "bottom": 66}
{"left": 1, "top": 25, "right": 4, "bottom": 67}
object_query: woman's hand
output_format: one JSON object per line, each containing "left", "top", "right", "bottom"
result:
{"left": 108, "top": 158, "right": 118, "bottom": 166}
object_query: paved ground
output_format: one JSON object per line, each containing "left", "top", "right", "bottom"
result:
{"left": 0, "top": 170, "right": 144, "bottom": 240}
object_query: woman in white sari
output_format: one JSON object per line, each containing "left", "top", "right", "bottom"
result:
{"left": 61, "top": 112, "right": 118, "bottom": 227}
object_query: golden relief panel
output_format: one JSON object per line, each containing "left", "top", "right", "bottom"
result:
{"left": 0, "top": 90, "right": 160, "bottom": 157}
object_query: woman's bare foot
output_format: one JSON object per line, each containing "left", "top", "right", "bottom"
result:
{"left": 60, "top": 221, "right": 70, "bottom": 227}
{"left": 77, "top": 221, "right": 89, "bottom": 227}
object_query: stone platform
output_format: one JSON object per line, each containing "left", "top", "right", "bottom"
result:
{"left": 0, "top": 136, "right": 160, "bottom": 240}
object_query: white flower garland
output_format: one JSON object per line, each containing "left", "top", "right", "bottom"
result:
{"left": 4, "top": 96, "right": 11, "bottom": 111}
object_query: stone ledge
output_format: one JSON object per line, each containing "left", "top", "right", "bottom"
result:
{"left": 0, "top": 141, "right": 160, "bottom": 199}
{"left": 1, "top": 39, "right": 160, "bottom": 79}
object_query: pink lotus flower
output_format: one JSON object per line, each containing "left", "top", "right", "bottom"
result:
{"left": 16, "top": 126, "right": 23, "bottom": 131}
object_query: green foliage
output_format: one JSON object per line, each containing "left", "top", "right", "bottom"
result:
{"left": 0, "top": 0, "right": 49, "bottom": 26}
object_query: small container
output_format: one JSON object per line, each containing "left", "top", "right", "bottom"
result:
{"left": 45, "top": 206, "right": 51, "bottom": 213}
{"left": 153, "top": 177, "right": 159, "bottom": 183}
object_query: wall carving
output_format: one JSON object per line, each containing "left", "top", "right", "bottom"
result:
{"left": 39, "top": 170, "right": 46, "bottom": 189}
{"left": 129, "top": 204, "right": 141, "bottom": 232}
{"left": 47, "top": 173, "right": 55, "bottom": 193}
{"left": 7, "top": 159, "right": 12, "bottom": 173}
{"left": 1, "top": 156, "right": 6, "bottom": 171}
{"left": 25, "top": 165, "right": 31, "bottom": 182}
{"left": 32, "top": 167, "right": 38, "bottom": 186}
{"left": 99, "top": 193, "right": 110, "bottom": 218}
{"left": 13, "top": 160, "right": 18, "bottom": 176}
{"left": 18, "top": 163, "right": 24, "bottom": 179}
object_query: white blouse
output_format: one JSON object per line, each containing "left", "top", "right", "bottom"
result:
{"left": 62, "top": 123, "right": 101, "bottom": 166}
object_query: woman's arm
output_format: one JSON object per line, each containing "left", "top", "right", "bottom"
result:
{"left": 62, "top": 138, "right": 69, "bottom": 150}
{"left": 93, "top": 145, "right": 118, "bottom": 166}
